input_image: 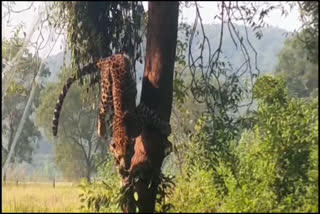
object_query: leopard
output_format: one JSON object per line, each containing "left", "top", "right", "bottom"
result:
{"left": 52, "top": 53, "right": 171, "bottom": 179}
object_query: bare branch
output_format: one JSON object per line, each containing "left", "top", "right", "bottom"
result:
{"left": 8, "top": 2, "right": 35, "bottom": 13}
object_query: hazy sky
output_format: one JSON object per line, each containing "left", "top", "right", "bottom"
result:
{"left": 2, "top": 1, "right": 302, "bottom": 58}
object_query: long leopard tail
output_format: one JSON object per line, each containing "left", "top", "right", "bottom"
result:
{"left": 52, "top": 63, "right": 98, "bottom": 136}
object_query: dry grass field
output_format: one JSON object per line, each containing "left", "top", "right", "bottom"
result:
{"left": 2, "top": 181, "right": 84, "bottom": 213}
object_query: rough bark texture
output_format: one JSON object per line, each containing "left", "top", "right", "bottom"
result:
{"left": 128, "top": 2, "right": 179, "bottom": 213}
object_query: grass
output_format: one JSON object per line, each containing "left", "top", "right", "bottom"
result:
{"left": 2, "top": 181, "right": 83, "bottom": 213}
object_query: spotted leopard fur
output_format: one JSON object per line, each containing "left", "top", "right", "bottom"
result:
{"left": 52, "top": 53, "right": 171, "bottom": 178}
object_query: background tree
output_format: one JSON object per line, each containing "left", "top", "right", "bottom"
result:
{"left": 1, "top": 2, "right": 61, "bottom": 181}
{"left": 297, "top": 1, "right": 318, "bottom": 64}
{"left": 275, "top": 31, "right": 318, "bottom": 98}
{"left": 36, "top": 66, "right": 108, "bottom": 182}
{"left": 2, "top": 36, "right": 49, "bottom": 172}
{"left": 53, "top": 142, "right": 87, "bottom": 181}
{"left": 274, "top": 1, "right": 318, "bottom": 98}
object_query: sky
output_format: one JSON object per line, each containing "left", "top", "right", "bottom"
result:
{"left": 2, "top": 1, "right": 303, "bottom": 58}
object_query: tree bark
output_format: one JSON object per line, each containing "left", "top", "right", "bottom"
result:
{"left": 86, "top": 160, "right": 91, "bottom": 183}
{"left": 128, "top": 2, "right": 179, "bottom": 213}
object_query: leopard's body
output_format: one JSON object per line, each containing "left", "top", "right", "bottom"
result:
{"left": 52, "top": 53, "right": 171, "bottom": 177}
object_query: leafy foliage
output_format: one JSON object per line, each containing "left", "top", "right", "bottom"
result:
{"left": 77, "top": 158, "right": 176, "bottom": 213}
{"left": 169, "top": 169, "right": 219, "bottom": 213}
{"left": 154, "top": 174, "right": 176, "bottom": 213}
{"left": 297, "top": 1, "right": 318, "bottom": 64}
{"left": 168, "top": 76, "right": 318, "bottom": 212}
{"left": 275, "top": 31, "right": 318, "bottom": 98}
{"left": 78, "top": 179, "right": 119, "bottom": 212}
{"left": 78, "top": 159, "right": 121, "bottom": 212}
{"left": 48, "top": 1, "right": 145, "bottom": 85}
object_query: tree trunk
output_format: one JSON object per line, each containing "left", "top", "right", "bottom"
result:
{"left": 3, "top": 173, "right": 6, "bottom": 186}
{"left": 2, "top": 62, "right": 45, "bottom": 182}
{"left": 128, "top": 2, "right": 179, "bottom": 213}
{"left": 86, "top": 161, "right": 91, "bottom": 183}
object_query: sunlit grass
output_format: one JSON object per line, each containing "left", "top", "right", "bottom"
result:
{"left": 2, "top": 181, "right": 84, "bottom": 213}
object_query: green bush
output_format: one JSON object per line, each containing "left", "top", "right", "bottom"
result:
{"left": 169, "top": 169, "right": 219, "bottom": 212}
{"left": 78, "top": 160, "right": 121, "bottom": 212}
{"left": 168, "top": 76, "right": 318, "bottom": 212}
